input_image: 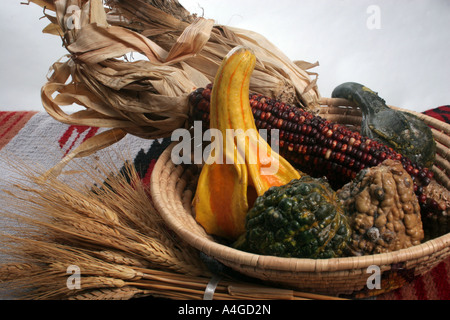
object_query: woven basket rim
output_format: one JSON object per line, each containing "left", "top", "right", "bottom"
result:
{"left": 151, "top": 141, "right": 450, "bottom": 274}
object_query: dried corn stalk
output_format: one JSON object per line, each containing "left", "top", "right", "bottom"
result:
{"left": 27, "top": 0, "right": 320, "bottom": 174}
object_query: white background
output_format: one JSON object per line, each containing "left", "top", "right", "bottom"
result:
{"left": 0, "top": 0, "right": 449, "bottom": 113}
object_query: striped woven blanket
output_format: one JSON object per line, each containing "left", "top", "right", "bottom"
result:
{"left": 0, "top": 109, "right": 449, "bottom": 300}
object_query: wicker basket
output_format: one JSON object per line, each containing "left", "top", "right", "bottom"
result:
{"left": 150, "top": 99, "right": 450, "bottom": 297}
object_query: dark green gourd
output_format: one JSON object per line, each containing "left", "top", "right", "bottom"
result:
{"left": 331, "top": 82, "right": 436, "bottom": 168}
{"left": 233, "top": 176, "right": 351, "bottom": 259}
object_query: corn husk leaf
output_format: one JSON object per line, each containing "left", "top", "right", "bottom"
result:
{"left": 29, "top": 0, "right": 320, "bottom": 175}
{"left": 27, "top": 0, "right": 56, "bottom": 11}
{"left": 42, "top": 22, "right": 63, "bottom": 36}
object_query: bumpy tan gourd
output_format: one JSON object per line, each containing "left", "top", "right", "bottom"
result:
{"left": 421, "top": 180, "right": 450, "bottom": 240}
{"left": 337, "top": 159, "right": 424, "bottom": 255}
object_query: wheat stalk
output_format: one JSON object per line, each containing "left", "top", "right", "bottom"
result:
{"left": 0, "top": 263, "right": 36, "bottom": 282}
{"left": 0, "top": 150, "right": 342, "bottom": 300}
{"left": 2, "top": 155, "right": 209, "bottom": 274}
{"left": 93, "top": 250, "right": 150, "bottom": 268}
{"left": 68, "top": 287, "right": 151, "bottom": 300}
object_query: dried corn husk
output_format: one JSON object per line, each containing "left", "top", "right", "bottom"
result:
{"left": 27, "top": 0, "right": 320, "bottom": 175}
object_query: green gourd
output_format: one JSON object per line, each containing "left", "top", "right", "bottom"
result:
{"left": 233, "top": 176, "right": 351, "bottom": 259}
{"left": 332, "top": 82, "right": 436, "bottom": 168}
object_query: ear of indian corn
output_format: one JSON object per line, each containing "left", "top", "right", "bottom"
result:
{"left": 192, "top": 47, "right": 301, "bottom": 241}
{"left": 190, "top": 84, "right": 442, "bottom": 216}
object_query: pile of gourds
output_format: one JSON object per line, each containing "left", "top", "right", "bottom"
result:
{"left": 192, "top": 46, "right": 444, "bottom": 259}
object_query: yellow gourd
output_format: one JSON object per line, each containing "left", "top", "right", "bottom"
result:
{"left": 193, "top": 46, "right": 301, "bottom": 241}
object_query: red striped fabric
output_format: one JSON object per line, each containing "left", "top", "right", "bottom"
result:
{"left": 377, "top": 259, "right": 450, "bottom": 300}
{"left": 0, "top": 111, "right": 37, "bottom": 150}
{"left": 424, "top": 105, "right": 450, "bottom": 124}
{"left": 58, "top": 125, "right": 100, "bottom": 157}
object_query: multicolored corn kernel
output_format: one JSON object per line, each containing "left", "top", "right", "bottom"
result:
{"left": 189, "top": 84, "right": 439, "bottom": 214}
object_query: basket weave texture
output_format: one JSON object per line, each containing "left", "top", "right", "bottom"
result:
{"left": 151, "top": 99, "right": 450, "bottom": 297}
